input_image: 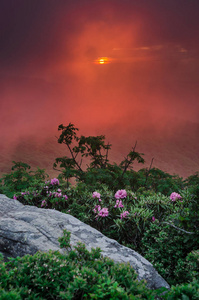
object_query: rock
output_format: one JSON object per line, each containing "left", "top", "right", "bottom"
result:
{"left": 0, "top": 194, "right": 170, "bottom": 290}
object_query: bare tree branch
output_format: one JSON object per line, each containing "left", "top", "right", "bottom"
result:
{"left": 162, "top": 222, "right": 195, "bottom": 234}
{"left": 145, "top": 157, "right": 154, "bottom": 186}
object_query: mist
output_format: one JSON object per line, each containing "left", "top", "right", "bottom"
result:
{"left": 1, "top": 0, "right": 199, "bottom": 177}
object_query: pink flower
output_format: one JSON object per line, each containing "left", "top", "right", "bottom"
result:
{"left": 114, "top": 200, "right": 124, "bottom": 208}
{"left": 63, "top": 195, "right": 68, "bottom": 200}
{"left": 50, "top": 178, "right": 59, "bottom": 185}
{"left": 13, "top": 195, "right": 17, "bottom": 200}
{"left": 99, "top": 198, "right": 102, "bottom": 202}
{"left": 93, "top": 205, "right": 101, "bottom": 213}
{"left": 170, "top": 192, "right": 182, "bottom": 201}
{"left": 92, "top": 191, "right": 101, "bottom": 199}
{"left": 54, "top": 192, "right": 62, "bottom": 198}
{"left": 41, "top": 200, "right": 47, "bottom": 207}
{"left": 152, "top": 216, "right": 155, "bottom": 222}
{"left": 120, "top": 211, "right": 129, "bottom": 219}
{"left": 57, "top": 188, "right": 61, "bottom": 192}
{"left": 98, "top": 207, "right": 109, "bottom": 217}
{"left": 115, "top": 189, "right": 127, "bottom": 199}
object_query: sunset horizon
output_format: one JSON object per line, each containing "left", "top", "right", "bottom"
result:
{"left": 1, "top": 0, "right": 199, "bottom": 178}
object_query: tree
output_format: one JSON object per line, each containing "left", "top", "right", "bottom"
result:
{"left": 54, "top": 123, "right": 145, "bottom": 189}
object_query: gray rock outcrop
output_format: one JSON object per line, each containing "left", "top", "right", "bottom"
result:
{"left": 0, "top": 194, "right": 170, "bottom": 290}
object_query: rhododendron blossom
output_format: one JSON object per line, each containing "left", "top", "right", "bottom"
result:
{"left": 93, "top": 205, "right": 101, "bottom": 213}
{"left": 115, "top": 189, "right": 127, "bottom": 199}
{"left": 55, "top": 192, "right": 62, "bottom": 198}
{"left": 170, "top": 192, "right": 182, "bottom": 201}
{"left": 98, "top": 207, "right": 109, "bottom": 217}
{"left": 13, "top": 195, "right": 17, "bottom": 200}
{"left": 114, "top": 200, "right": 124, "bottom": 208}
{"left": 50, "top": 178, "right": 59, "bottom": 185}
{"left": 92, "top": 191, "right": 101, "bottom": 199}
{"left": 120, "top": 211, "right": 129, "bottom": 219}
{"left": 41, "top": 200, "right": 47, "bottom": 207}
{"left": 152, "top": 216, "right": 156, "bottom": 222}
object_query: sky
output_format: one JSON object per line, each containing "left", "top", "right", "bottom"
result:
{"left": 1, "top": 0, "right": 199, "bottom": 176}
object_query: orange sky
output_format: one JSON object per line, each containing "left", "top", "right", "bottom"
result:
{"left": 0, "top": 0, "right": 199, "bottom": 176}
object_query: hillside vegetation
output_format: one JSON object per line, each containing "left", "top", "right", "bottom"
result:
{"left": 0, "top": 123, "right": 199, "bottom": 299}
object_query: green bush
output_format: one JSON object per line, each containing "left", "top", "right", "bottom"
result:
{"left": 0, "top": 137, "right": 199, "bottom": 292}
{"left": 140, "top": 220, "right": 199, "bottom": 285}
{"left": 8, "top": 175, "right": 199, "bottom": 281}
{"left": 138, "top": 168, "right": 184, "bottom": 196}
{"left": 0, "top": 161, "right": 48, "bottom": 198}
{"left": 0, "top": 231, "right": 160, "bottom": 300}
{"left": 164, "top": 279, "right": 199, "bottom": 300}
{"left": 0, "top": 289, "right": 22, "bottom": 300}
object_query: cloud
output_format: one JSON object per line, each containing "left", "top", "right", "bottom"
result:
{"left": 0, "top": 0, "right": 199, "bottom": 153}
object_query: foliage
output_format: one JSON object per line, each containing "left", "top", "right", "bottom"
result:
{"left": 0, "top": 161, "right": 48, "bottom": 198}
{"left": 140, "top": 219, "right": 199, "bottom": 285}
{"left": 0, "top": 231, "right": 159, "bottom": 300}
{"left": 8, "top": 177, "right": 199, "bottom": 290}
{"left": 54, "top": 123, "right": 145, "bottom": 189}
{"left": 137, "top": 168, "right": 184, "bottom": 196}
{"left": 164, "top": 279, "right": 199, "bottom": 300}
{"left": 0, "top": 124, "right": 199, "bottom": 294}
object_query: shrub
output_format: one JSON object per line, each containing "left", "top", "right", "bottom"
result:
{"left": 164, "top": 279, "right": 199, "bottom": 300}
{"left": 140, "top": 220, "right": 199, "bottom": 285}
{"left": 0, "top": 161, "right": 48, "bottom": 198}
{"left": 0, "top": 231, "right": 160, "bottom": 299}
{"left": 138, "top": 168, "right": 184, "bottom": 196}
{"left": 1, "top": 148, "right": 198, "bottom": 290}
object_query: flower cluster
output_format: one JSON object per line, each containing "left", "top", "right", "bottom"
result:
{"left": 44, "top": 186, "right": 68, "bottom": 204}
{"left": 120, "top": 211, "right": 129, "bottom": 219}
{"left": 93, "top": 205, "right": 109, "bottom": 217}
{"left": 92, "top": 191, "right": 101, "bottom": 199}
{"left": 45, "top": 178, "right": 60, "bottom": 186}
{"left": 170, "top": 192, "right": 182, "bottom": 201}
{"left": 93, "top": 205, "right": 101, "bottom": 213}
{"left": 114, "top": 200, "right": 124, "bottom": 208}
{"left": 115, "top": 189, "right": 127, "bottom": 199}
{"left": 50, "top": 178, "right": 60, "bottom": 185}
{"left": 13, "top": 178, "right": 68, "bottom": 209}
{"left": 98, "top": 207, "right": 109, "bottom": 217}
{"left": 92, "top": 189, "right": 129, "bottom": 219}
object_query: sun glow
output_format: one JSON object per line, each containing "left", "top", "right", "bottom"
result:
{"left": 95, "top": 57, "right": 110, "bottom": 64}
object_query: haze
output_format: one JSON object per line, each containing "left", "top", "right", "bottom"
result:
{"left": 1, "top": 0, "right": 199, "bottom": 177}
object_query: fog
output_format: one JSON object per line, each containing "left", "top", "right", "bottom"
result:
{"left": 1, "top": 0, "right": 199, "bottom": 177}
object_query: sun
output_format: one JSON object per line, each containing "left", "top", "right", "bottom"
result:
{"left": 95, "top": 57, "right": 111, "bottom": 65}
{"left": 99, "top": 58, "right": 105, "bottom": 64}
